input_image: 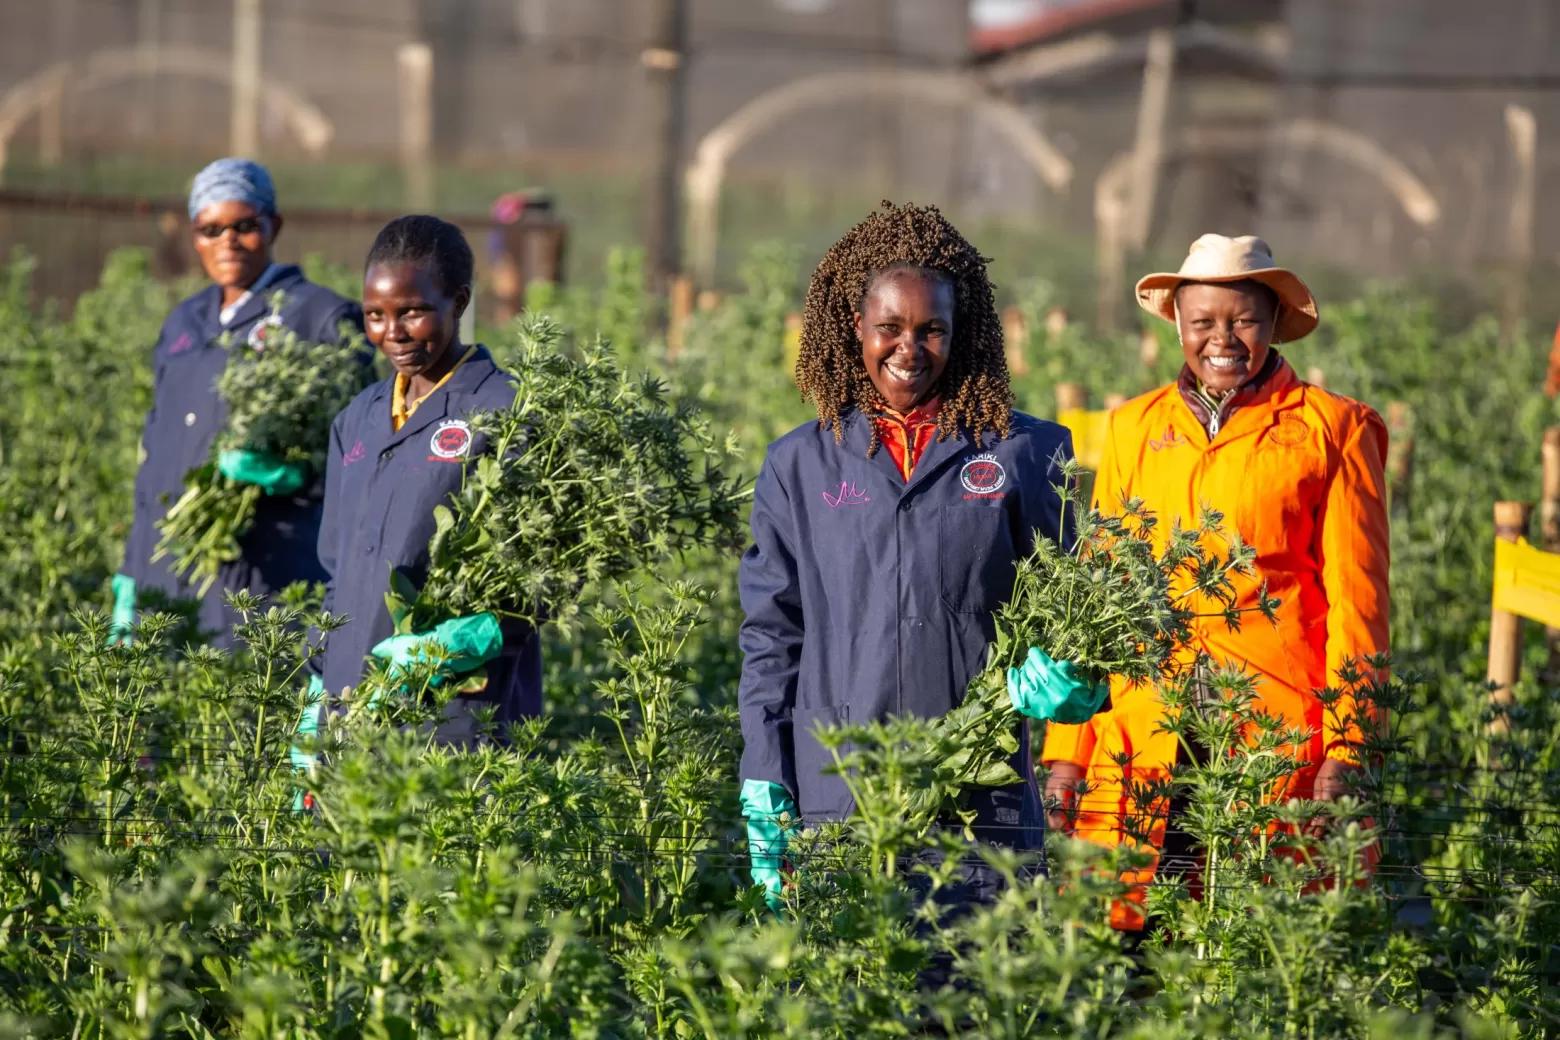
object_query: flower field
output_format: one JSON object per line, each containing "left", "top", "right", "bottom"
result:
{"left": 0, "top": 245, "right": 1557, "bottom": 1038}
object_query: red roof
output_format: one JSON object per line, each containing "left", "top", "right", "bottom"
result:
{"left": 971, "top": 0, "right": 1173, "bottom": 54}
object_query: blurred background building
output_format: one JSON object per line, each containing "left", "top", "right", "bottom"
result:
{"left": 1, "top": 0, "right": 1558, "bottom": 328}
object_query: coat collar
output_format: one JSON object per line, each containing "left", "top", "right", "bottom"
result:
{"left": 382, "top": 344, "right": 500, "bottom": 451}
{"left": 836, "top": 406, "right": 994, "bottom": 496}
{"left": 184, "top": 264, "right": 306, "bottom": 342}
{"left": 220, "top": 263, "right": 306, "bottom": 332}
{"left": 1173, "top": 353, "right": 1298, "bottom": 448}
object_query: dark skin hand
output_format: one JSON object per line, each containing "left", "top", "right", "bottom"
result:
{"left": 363, "top": 262, "right": 471, "bottom": 402}
{"left": 853, "top": 268, "right": 954, "bottom": 414}
{"left": 192, "top": 200, "right": 282, "bottom": 309}
{"left": 1043, "top": 761, "right": 1085, "bottom": 834}
{"left": 1175, "top": 280, "right": 1277, "bottom": 396}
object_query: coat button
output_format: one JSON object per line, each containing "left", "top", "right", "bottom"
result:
{"left": 184, "top": 412, "right": 196, "bottom": 426}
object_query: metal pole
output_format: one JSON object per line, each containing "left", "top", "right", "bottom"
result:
{"left": 397, "top": 42, "right": 435, "bottom": 210}
{"left": 230, "top": 0, "right": 261, "bottom": 157}
{"left": 642, "top": 0, "right": 688, "bottom": 293}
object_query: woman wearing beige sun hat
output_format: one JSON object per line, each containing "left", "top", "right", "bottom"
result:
{"left": 1041, "top": 234, "right": 1390, "bottom": 930}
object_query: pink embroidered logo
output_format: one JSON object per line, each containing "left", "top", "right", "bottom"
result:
{"left": 167, "top": 332, "right": 194, "bottom": 355}
{"left": 342, "top": 440, "right": 365, "bottom": 465}
{"left": 1150, "top": 426, "right": 1188, "bottom": 452}
{"left": 822, "top": 481, "right": 870, "bottom": 507}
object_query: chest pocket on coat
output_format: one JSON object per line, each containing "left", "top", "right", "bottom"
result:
{"left": 938, "top": 506, "right": 1017, "bottom": 614}
{"left": 1240, "top": 432, "right": 1328, "bottom": 558}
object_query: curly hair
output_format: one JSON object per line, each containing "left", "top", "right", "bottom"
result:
{"left": 795, "top": 201, "right": 1012, "bottom": 453}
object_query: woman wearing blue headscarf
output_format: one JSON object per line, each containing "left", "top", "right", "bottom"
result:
{"left": 113, "top": 158, "right": 370, "bottom": 646}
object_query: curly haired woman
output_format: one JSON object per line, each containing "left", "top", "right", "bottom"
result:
{"left": 737, "top": 203, "right": 1102, "bottom": 913}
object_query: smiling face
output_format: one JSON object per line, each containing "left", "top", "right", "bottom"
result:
{"left": 192, "top": 200, "right": 278, "bottom": 291}
{"left": 362, "top": 262, "right": 470, "bottom": 379}
{"left": 853, "top": 268, "right": 954, "bottom": 414}
{"left": 1175, "top": 280, "right": 1279, "bottom": 395}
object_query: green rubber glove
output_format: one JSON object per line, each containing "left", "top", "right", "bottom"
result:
{"left": 108, "top": 573, "right": 136, "bottom": 646}
{"left": 740, "top": 778, "right": 797, "bottom": 915}
{"left": 217, "top": 449, "right": 308, "bottom": 496}
{"left": 1006, "top": 646, "right": 1109, "bottom": 725}
{"left": 289, "top": 674, "right": 326, "bottom": 814}
{"left": 370, "top": 613, "right": 504, "bottom": 682}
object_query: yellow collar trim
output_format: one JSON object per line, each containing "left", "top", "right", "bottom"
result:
{"left": 391, "top": 345, "right": 477, "bottom": 432}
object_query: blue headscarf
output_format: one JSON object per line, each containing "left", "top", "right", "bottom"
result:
{"left": 187, "top": 158, "right": 277, "bottom": 220}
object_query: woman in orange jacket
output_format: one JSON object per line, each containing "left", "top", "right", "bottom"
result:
{"left": 1042, "top": 235, "right": 1390, "bottom": 928}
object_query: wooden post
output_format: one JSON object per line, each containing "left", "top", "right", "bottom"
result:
{"left": 1542, "top": 428, "right": 1560, "bottom": 680}
{"left": 1139, "top": 326, "right": 1160, "bottom": 369}
{"left": 230, "top": 0, "right": 262, "bottom": 157}
{"left": 1125, "top": 28, "right": 1176, "bottom": 251}
{"left": 1487, "top": 501, "right": 1532, "bottom": 728}
{"left": 1044, "top": 307, "right": 1068, "bottom": 337}
{"left": 1502, "top": 104, "right": 1536, "bottom": 343}
{"left": 783, "top": 311, "right": 802, "bottom": 379}
{"left": 666, "top": 275, "right": 694, "bottom": 359}
{"left": 1103, "top": 392, "right": 1127, "bottom": 410}
{"left": 397, "top": 42, "right": 435, "bottom": 209}
{"left": 642, "top": 0, "right": 688, "bottom": 292}
{"left": 1055, "top": 383, "right": 1087, "bottom": 413}
{"left": 1002, "top": 306, "right": 1029, "bottom": 376}
{"left": 1306, "top": 365, "right": 1327, "bottom": 389}
{"left": 1385, "top": 401, "right": 1414, "bottom": 517}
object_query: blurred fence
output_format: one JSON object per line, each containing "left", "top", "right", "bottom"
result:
{"left": 0, "top": 188, "right": 568, "bottom": 319}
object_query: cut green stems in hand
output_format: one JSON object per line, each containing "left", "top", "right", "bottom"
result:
{"left": 1007, "top": 646, "right": 1109, "bottom": 724}
{"left": 740, "top": 778, "right": 797, "bottom": 916}
{"left": 217, "top": 448, "right": 308, "bottom": 496}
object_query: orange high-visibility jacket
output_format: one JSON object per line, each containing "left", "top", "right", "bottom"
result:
{"left": 1041, "top": 357, "right": 1389, "bottom": 889}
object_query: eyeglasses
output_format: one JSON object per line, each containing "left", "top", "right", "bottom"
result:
{"left": 194, "top": 217, "right": 267, "bottom": 239}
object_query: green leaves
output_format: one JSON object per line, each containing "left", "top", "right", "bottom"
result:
{"left": 416, "top": 313, "right": 748, "bottom": 630}
{"left": 154, "top": 297, "right": 371, "bottom": 587}
{"left": 929, "top": 463, "right": 1267, "bottom": 806}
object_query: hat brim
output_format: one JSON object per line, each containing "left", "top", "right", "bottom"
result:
{"left": 1134, "top": 267, "right": 1319, "bottom": 343}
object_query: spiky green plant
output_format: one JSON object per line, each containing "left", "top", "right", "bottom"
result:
{"left": 386, "top": 313, "right": 748, "bottom": 635}
{"left": 154, "top": 292, "right": 369, "bottom": 592}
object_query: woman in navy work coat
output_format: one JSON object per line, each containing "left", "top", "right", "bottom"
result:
{"left": 116, "top": 158, "right": 367, "bottom": 646}
{"left": 737, "top": 203, "right": 1077, "bottom": 910}
{"left": 310, "top": 216, "right": 540, "bottom": 741}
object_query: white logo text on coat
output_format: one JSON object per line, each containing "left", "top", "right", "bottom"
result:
{"left": 959, "top": 453, "right": 1007, "bottom": 499}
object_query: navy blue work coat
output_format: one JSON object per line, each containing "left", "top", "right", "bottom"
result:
{"left": 737, "top": 408, "right": 1073, "bottom": 842}
{"left": 121, "top": 264, "right": 366, "bottom": 644}
{"left": 314, "top": 346, "right": 542, "bottom": 728}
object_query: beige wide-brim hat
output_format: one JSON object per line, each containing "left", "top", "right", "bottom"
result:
{"left": 1135, "top": 234, "right": 1319, "bottom": 343}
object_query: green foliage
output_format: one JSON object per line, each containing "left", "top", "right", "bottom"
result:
{"left": 0, "top": 248, "right": 1554, "bottom": 1038}
{"left": 152, "top": 292, "right": 371, "bottom": 592}
{"left": 910, "top": 473, "right": 1275, "bottom": 814}
{"left": 395, "top": 314, "right": 749, "bottom": 635}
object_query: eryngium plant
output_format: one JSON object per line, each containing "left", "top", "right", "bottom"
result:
{"left": 390, "top": 314, "right": 747, "bottom": 633}
{"left": 930, "top": 469, "right": 1280, "bottom": 796}
{"left": 155, "top": 293, "right": 369, "bottom": 593}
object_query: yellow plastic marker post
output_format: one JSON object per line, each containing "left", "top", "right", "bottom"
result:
{"left": 1057, "top": 408, "right": 1111, "bottom": 471}
{"left": 1492, "top": 536, "right": 1560, "bottom": 630}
